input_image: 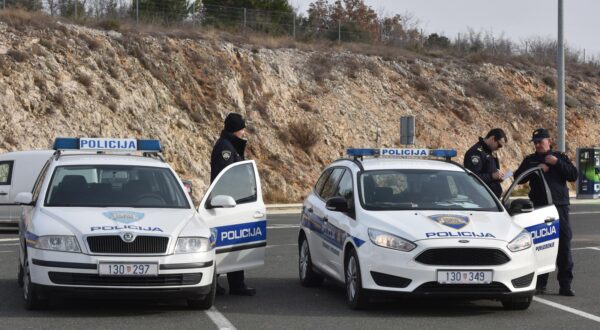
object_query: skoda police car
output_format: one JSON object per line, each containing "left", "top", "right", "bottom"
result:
{"left": 16, "top": 138, "right": 266, "bottom": 310}
{"left": 299, "top": 148, "right": 560, "bottom": 310}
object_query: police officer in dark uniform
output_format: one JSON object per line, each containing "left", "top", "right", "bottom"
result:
{"left": 464, "top": 128, "right": 507, "bottom": 198}
{"left": 514, "top": 128, "right": 578, "bottom": 296}
{"left": 210, "top": 113, "right": 256, "bottom": 296}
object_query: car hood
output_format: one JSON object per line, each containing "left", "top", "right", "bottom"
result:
{"left": 362, "top": 210, "right": 519, "bottom": 243}
{"left": 39, "top": 207, "right": 202, "bottom": 237}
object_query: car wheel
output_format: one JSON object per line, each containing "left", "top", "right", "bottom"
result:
{"left": 345, "top": 249, "right": 369, "bottom": 310}
{"left": 18, "top": 260, "right": 24, "bottom": 288}
{"left": 299, "top": 236, "right": 323, "bottom": 287}
{"left": 187, "top": 266, "right": 216, "bottom": 310}
{"left": 23, "top": 257, "right": 47, "bottom": 310}
{"left": 501, "top": 296, "right": 532, "bottom": 310}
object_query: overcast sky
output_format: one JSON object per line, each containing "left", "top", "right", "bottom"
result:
{"left": 291, "top": 0, "right": 600, "bottom": 59}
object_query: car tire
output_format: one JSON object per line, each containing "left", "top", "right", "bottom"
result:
{"left": 501, "top": 296, "right": 532, "bottom": 310}
{"left": 345, "top": 249, "right": 369, "bottom": 310}
{"left": 299, "top": 236, "right": 323, "bottom": 287}
{"left": 187, "top": 266, "right": 216, "bottom": 310}
{"left": 23, "top": 257, "right": 47, "bottom": 310}
{"left": 18, "top": 260, "right": 24, "bottom": 288}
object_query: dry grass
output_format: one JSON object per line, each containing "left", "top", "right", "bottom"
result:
{"left": 298, "top": 102, "right": 316, "bottom": 113}
{"left": 413, "top": 76, "right": 431, "bottom": 92}
{"left": 542, "top": 76, "right": 556, "bottom": 88}
{"left": 286, "top": 120, "right": 322, "bottom": 154}
{"left": 33, "top": 75, "right": 46, "bottom": 91}
{"left": 106, "top": 83, "right": 120, "bottom": 99}
{"left": 464, "top": 78, "right": 502, "bottom": 101}
{"left": 52, "top": 92, "right": 65, "bottom": 106}
{"left": 308, "top": 53, "right": 335, "bottom": 83}
{"left": 80, "top": 33, "right": 102, "bottom": 51}
{"left": 0, "top": 8, "right": 58, "bottom": 30}
{"left": 539, "top": 93, "right": 556, "bottom": 107}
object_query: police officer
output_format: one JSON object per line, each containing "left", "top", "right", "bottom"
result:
{"left": 464, "top": 128, "right": 507, "bottom": 198}
{"left": 514, "top": 128, "right": 578, "bottom": 296}
{"left": 210, "top": 113, "right": 256, "bottom": 296}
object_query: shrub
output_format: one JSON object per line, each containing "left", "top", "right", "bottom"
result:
{"left": 106, "top": 84, "right": 120, "bottom": 99}
{"left": 565, "top": 95, "right": 581, "bottom": 108}
{"left": 465, "top": 78, "right": 502, "bottom": 101}
{"left": 76, "top": 72, "right": 93, "bottom": 87}
{"left": 52, "top": 92, "right": 65, "bottom": 106}
{"left": 287, "top": 120, "right": 321, "bottom": 153}
{"left": 7, "top": 49, "right": 29, "bottom": 62}
{"left": 81, "top": 34, "right": 101, "bottom": 51}
{"left": 413, "top": 76, "right": 431, "bottom": 92}
{"left": 95, "top": 19, "right": 120, "bottom": 31}
{"left": 542, "top": 76, "right": 556, "bottom": 88}
{"left": 33, "top": 75, "right": 46, "bottom": 91}
{"left": 539, "top": 94, "right": 556, "bottom": 107}
{"left": 298, "top": 102, "right": 316, "bottom": 113}
{"left": 308, "top": 53, "right": 334, "bottom": 83}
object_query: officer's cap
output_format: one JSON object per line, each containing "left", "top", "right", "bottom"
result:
{"left": 531, "top": 128, "right": 550, "bottom": 142}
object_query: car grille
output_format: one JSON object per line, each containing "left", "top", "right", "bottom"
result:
{"left": 415, "top": 282, "right": 510, "bottom": 294}
{"left": 415, "top": 248, "right": 510, "bottom": 266}
{"left": 87, "top": 236, "right": 169, "bottom": 254}
{"left": 511, "top": 272, "right": 535, "bottom": 288}
{"left": 48, "top": 272, "right": 202, "bottom": 286}
{"left": 370, "top": 271, "right": 412, "bottom": 288}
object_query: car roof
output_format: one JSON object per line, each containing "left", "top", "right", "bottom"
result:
{"left": 51, "top": 153, "right": 168, "bottom": 168}
{"left": 333, "top": 158, "right": 465, "bottom": 172}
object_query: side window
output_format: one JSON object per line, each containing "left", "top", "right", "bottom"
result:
{"left": 314, "top": 169, "right": 332, "bottom": 197}
{"left": 209, "top": 163, "right": 257, "bottom": 204}
{"left": 0, "top": 161, "right": 14, "bottom": 185}
{"left": 320, "top": 168, "right": 344, "bottom": 200}
{"left": 335, "top": 170, "right": 353, "bottom": 200}
{"left": 32, "top": 161, "right": 51, "bottom": 201}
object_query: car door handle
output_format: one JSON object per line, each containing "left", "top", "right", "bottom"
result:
{"left": 253, "top": 211, "right": 265, "bottom": 219}
{"left": 322, "top": 216, "right": 328, "bottom": 223}
{"left": 0, "top": 192, "right": 7, "bottom": 196}
{"left": 544, "top": 217, "right": 556, "bottom": 224}
{"left": 306, "top": 207, "right": 313, "bottom": 213}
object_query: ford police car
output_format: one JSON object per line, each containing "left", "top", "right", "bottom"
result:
{"left": 298, "top": 148, "right": 559, "bottom": 310}
{"left": 16, "top": 138, "right": 266, "bottom": 310}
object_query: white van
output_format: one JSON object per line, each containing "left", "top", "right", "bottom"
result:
{"left": 0, "top": 150, "right": 55, "bottom": 229}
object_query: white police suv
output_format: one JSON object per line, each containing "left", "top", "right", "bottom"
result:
{"left": 299, "top": 148, "right": 559, "bottom": 310}
{"left": 16, "top": 138, "right": 266, "bottom": 309}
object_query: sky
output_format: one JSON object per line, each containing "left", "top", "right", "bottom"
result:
{"left": 291, "top": 0, "right": 600, "bottom": 59}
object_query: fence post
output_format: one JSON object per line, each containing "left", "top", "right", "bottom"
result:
{"left": 192, "top": 1, "right": 196, "bottom": 28}
{"left": 136, "top": 0, "right": 139, "bottom": 24}
{"left": 74, "top": 0, "right": 77, "bottom": 18}
{"left": 243, "top": 8, "right": 247, "bottom": 29}
{"left": 292, "top": 13, "right": 296, "bottom": 39}
{"left": 338, "top": 20, "right": 341, "bottom": 43}
{"left": 2, "top": 0, "right": 5, "bottom": 10}
{"left": 583, "top": 48, "right": 586, "bottom": 63}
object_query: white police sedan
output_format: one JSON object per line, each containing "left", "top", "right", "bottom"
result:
{"left": 298, "top": 148, "right": 559, "bottom": 310}
{"left": 16, "top": 138, "right": 266, "bottom": 309}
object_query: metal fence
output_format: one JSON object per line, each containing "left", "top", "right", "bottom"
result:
{"left": 1, "top": 0, "right": 598, "bottom": 65}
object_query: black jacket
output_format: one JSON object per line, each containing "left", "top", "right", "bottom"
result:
{"left": 513, "top": 150, "right": 578, "bottom": 206}
{"left": 210, "top": 130, "right": 247, "bottom": 182}
{"left": 464, "top": 137, "right": 502, "bottom": 198}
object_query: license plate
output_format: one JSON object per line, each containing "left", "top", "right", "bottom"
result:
{"left": 437, "top": 270, "right": 492, "bottom": 284}
{"left": 99, "top": 263, "right": 158, "bottom": 276}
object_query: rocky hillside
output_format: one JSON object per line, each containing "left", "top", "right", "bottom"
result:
{"left": 1, "top": 11, "right": 599, "bottom": 202}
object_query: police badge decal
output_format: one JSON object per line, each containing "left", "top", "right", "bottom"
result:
{"left": 222, "top": 150, "right": 232, "bottom": 161}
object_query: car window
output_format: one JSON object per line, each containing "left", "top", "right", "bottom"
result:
{"left": 359, "top": 169, "right": 500, "bottom": 211}
{"left": 208, "top": 163, "right": 257, "bottom": 205}
{"left": 314, "top": 169, "right": 332, "bottom": 197}
{"left": 335, "top": 170, "right": 353, "bottom": 200}
{"left": 320, "top": 168, "right": 344, "bottom": 200}
{"left": 44, "top": 165, "right": 189, "bottom": 208}
{"left": 0, "top": 161, "right": 13, "bottom": 185}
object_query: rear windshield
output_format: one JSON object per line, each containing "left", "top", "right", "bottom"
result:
{"left": 359, "top": 169, "right": 501, "bottom": 211}
{"left": 44, "top": 165, "right": 190, "bottom": 208}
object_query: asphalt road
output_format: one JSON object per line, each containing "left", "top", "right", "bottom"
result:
{"left": 1, "top": 204, "right": 599, "bottom": 329}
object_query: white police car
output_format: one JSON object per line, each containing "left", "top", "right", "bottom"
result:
{"left": 16, "top": 138, "right": 266, "bottom": 309}
{"left": 299, "top": 148, "right": 559, "bottom": 310}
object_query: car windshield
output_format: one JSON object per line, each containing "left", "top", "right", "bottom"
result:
{"left": 359, "top": 169, "right": 500, "bottom": 211}
{"left": 44, "top": 165, "right": 190, "bottom": 208}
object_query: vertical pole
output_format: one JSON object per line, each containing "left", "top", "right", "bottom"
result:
{"left": 557, "top": 0, "right": 565, "bottom": 152}
{"left": 292, "top": 13, "right": 296, "bottom": 39}
{"left": 525, "top": 41, "right": 528, "bottom": 55}
{"left": 243, "top": 8, "right": 246, "bottom": 29}
{"left": 338, "top": 20, "right": 341, "bottom": 43}
{"left": 2, "top": 0, "right": 5, "bottom": 10}
{"left": 74, "top": 0, "right": 78, "bottom": 18}
{"left": 136, "top": 0, "right": 139, "bottom": 25}
{"left": 192, "top": 1, "right": 196, "bottom": 28}
{"left": 583, "top": 48, "right": 586, "bottom": 63}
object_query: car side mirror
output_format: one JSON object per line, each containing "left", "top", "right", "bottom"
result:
{"left": 15, "top": 192, "right": 34, "bottom": 205}
{"left": 209, "top": 195, "right": 236, "bottom": 209}
{"left": 326, "top": 196, "right": 349, "bottom": 213}
{"left": 508, "top": 198, "right": 534, "bottom": 214}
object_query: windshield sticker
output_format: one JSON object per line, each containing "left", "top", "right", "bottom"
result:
{"left": 103, "top": 211, "right": 145, "bottom": 224}
{"left": 429, "top": 214, "right": 470, "bottom": 230}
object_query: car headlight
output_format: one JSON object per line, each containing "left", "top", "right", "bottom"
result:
{"left": 507, "top": 230, "right": 532, "bottom": 252}
{"left": 175, "top": 237, "right": 211, "bottom": 253}
{"left": 35, "top": 236, "right": 81, "bottom": 253}
{"left": 368, "top": 228, "right": 416, "bottom": 252}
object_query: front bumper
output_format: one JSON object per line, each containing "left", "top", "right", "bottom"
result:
{"left": 27, "top": 248, "right": 215, "bottom": 296}
{"left": 359, "top": 238, "right": 538, "bottom": 298}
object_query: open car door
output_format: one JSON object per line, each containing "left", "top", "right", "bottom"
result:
{"left": 502, "top": 167, "right": 560, "bottom": 276}
{"left": 198, "top": 160, "right": 266, "bottom": 274}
